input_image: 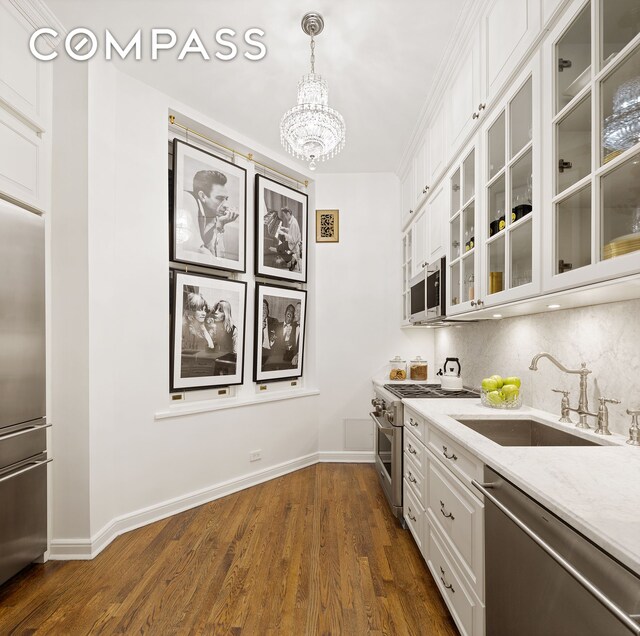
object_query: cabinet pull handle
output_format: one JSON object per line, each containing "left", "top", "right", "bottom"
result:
{"left": 408, "top": 511, "right": 417, "bottom": 522}
{"left": 409, "top": 418, "right": 418, "bottom": 427}
{"left": 440, "top": 500, "right": 455, "bottom": 520}
{"left": 408, "top": 472, "right": 417, "bottom": 484}
{"left": 407, "top": 444, "right": 417, "bottom": 455}
{"left": 439, "top": 566, "right": 455, "bottom": 593}
{"left": 442, "top": 445, "right": 458, "bottom": 461}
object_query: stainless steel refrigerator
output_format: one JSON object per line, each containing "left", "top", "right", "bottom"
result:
{"left": 0, "top": 199, "right": 49, "bottom": 586}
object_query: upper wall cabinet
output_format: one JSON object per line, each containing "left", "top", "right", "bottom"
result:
{"left": 542, "top": 0, "right": 640, "bottom": 291}
{"left": 427, "top": 105, "right": 446, "bottom": 188}
{"left": 401, "top": 167, "right": 415, "bottom": 228}
{"left": 482, "top": 0, "right": 542, "bottom": 104}
{"left": 447, "top": 33, "right": 483, "bottom": 157}
{"left": 0, "top": 2, "right": 51, "bottom": 211}
{"left": 0, "top": 2, "right": 49, "bottom": 130}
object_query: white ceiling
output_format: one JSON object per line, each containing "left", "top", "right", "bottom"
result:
{"left": 44, "top": 0, "right": 467, "bottom": 173}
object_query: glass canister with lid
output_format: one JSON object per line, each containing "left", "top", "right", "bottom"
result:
{"left": 388, "top": 356, "right": 407, "bottom": 381}
{"left": 409, "top": 356, "right": 428, "bottom": 381}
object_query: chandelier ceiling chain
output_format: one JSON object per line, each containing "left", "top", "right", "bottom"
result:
{"left": 280, "top": 11, "right": 346, "bottom": 171}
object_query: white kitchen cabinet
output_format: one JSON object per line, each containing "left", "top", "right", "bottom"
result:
{"left": 411, "top": 211, "right": 428, "bottom": 278}
{"left": 427, "top": 183, "right": 446, "bottom": 262}
{"left": 403, "top": 405, "right": 485, "bottom": 636}
{"left": 542, "top": 0, "right": 640, "bottom": 292}
{"left": 401, "top": 167, "right": 415, "bottom": 229}
{"left": 0, "top": 107, "right": 46, "bottom": 211}
{"left": 0, "top": 2, "right": 51, "bottom": 212}
{"left": 479, "top": 56, "right": 542, "bottom": 308}
{"left": 481, "top": 0, "right": 542, "bottom": 104}
{"left": 427, "top": 105, "right": 446, "bottom": 187}
{"left": 401, "top": 229, "right": 412, "bottom": 324}
{"left": 413, "top": 134, "right": 429, "bottom": 206}
{"left": 0, "top": 2, "right": 49, "bottom": 130}
{"left": 448, "top": 137, "right": 481, "bottom": 315}
{"left": 447, "top": 33, "right": 483, "bottom": 157}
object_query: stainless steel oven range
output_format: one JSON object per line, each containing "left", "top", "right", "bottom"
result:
{"left": 371, "top": 382, "right": 480, "bottom": 523}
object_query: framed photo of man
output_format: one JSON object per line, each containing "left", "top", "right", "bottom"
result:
{"left": 255, "top": 174, "right": 308, "bottom": 283}
{"left": 170, "top": 271, "right": 247, "bottom": 392}
{"left": 254, "top": 283, "right": 307, "bottom": 383}
{"left": 171, "top": 139, "right": 246, "bottom": 273}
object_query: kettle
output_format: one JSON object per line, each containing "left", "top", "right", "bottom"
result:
{"left": 436, "top": 357, "right": 463, "bottom": 391}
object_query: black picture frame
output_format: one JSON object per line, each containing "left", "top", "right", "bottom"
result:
{"left": 171, "top": 139, "right": 247, "bottom": 273}
{"left": 170, "top": 270, "right": 247, "bottom": 392}
{"left": 254, "top": 283, "right": 307, "bottom": 383}
{"left": 255, "top": 174, "right": 308, "bottom": 283}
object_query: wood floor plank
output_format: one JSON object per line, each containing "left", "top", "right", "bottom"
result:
{"left": 0, "top": 464, "right": 459, "bottom": 635}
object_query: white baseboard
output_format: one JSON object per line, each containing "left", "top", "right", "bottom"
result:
{"left": 318, "top": 451, "right": 375, "bottom": 463}
{"left": 50, "top": 452, "right": 319, "bottom": 560}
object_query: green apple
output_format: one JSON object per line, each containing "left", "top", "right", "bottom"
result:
{"left": 482, "top": 377, "right": 498, "bottom": 391}
{"left": 487, "top": 390, "right": 504, "bottom": 406}
{"left": 503, "top": 376, "right": 521, "bottom": 388}
{"left": 502, "top": 384, "right": 520, "bottom": 402}
{"left": 490, "top": 375, "right": 504, "bottom": 389}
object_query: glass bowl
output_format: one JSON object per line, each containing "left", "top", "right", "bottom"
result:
{"left": 481, "top": 389, "right": 522, "bottom": 410}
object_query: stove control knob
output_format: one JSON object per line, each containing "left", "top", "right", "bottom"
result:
{"left": 371, "top": 398, "right": 379, "bottom": 408}
{"left": 385, "top": 411, "right": 395, "bottom": 425}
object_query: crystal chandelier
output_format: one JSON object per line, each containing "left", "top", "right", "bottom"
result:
{"left": 280, "top": 12, "right": 346, "bottom": 171}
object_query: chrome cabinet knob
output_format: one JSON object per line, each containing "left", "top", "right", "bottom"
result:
{"left": 478, "top": 103, "right": 486, "bottom": 111}
{"left": 472, "top": 111, "right": 480, "bottom": 119}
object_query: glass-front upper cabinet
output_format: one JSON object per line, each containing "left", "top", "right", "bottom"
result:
{"left": 448, "top": 139, "right": 479, "bottom": 314}
{"left": 482, "top": 58, "right": 540, "bottom": 306}
{"left": 401, "top": 230, "right": 412, "bottom": 325}
{"left": 546, "top": 0, "right": 640, "bottom": 289}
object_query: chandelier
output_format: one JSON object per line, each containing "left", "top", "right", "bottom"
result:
{"left": 280, "top": 12, "right": 346, "bottom": 171}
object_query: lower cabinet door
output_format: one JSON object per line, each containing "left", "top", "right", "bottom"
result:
{"left": 427, "top": 523, "right": 484, "bottom": 636}
{"left": 403, "top": 478, "right": 425, "bottom": 554}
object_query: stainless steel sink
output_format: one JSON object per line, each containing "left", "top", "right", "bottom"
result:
{"left": 454, "top": 418, "right": 600, "bottom": 447}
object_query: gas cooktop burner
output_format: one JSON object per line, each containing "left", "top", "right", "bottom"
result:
{"left": 383, "top": 384, "right": 480, "bottom": 399}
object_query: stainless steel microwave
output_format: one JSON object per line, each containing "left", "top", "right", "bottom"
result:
{"left": 409, "top": 256, "right": 446, "bottom": 324}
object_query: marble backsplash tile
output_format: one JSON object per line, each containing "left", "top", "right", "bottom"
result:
{"left": 434, "top": 299, "right": 640, "bottom": 437}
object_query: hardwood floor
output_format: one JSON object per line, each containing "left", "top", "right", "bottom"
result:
{"left": 0, "top": 463, "right": 459, "bottom": 635}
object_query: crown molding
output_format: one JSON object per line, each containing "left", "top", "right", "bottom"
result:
{"left": 8, "top": 0, "right": 66, "bottom": 51}
{"left": 396, "top": 0, "right": 492, "bottom": 177}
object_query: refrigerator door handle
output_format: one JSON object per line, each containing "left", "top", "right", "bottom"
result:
{"left": 0, "top": 457, "right": 52, "bottom": 484}
{"left": 0, "top": 422, "right": 51, "bottom": 442}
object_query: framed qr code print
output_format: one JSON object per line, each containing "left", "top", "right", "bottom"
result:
{"left": 315, "top": 209, "right": 339, "bottom": 243}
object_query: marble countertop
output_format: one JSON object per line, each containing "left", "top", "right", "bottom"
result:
{"left": 374, "top": 379, "right": 640, "bottom": 575}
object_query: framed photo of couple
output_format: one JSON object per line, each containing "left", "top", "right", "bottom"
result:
{"left": 170, "top": 271, "right": 247, "bottom": 392}
{"left": 255, "top": 174, "right": 308, "bottom": 283}
{"left": 171, "top": 139, "right": 246, "bottom": 273}
{"left": 254, "top": 283, "right": 307, "bottom": 383}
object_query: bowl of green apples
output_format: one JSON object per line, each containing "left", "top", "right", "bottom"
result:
{"left": 481, "top": 375, "right": 522, "bottom": 409}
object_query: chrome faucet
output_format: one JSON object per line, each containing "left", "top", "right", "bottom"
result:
{"left": 529, "top": 353, "right": 595, "bottom": 429}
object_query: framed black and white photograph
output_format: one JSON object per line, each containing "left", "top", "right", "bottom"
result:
{"left": 172, "top": 139, "right": 246, "bottom": 273}
{"left": 254, "top": 283, "right": 307, "bottom": 383}
{"left": 171, "top": 271, "right": 247, "bottom": 392}
{"left": 255, "top": 174, "right": 308, "bottom": 283}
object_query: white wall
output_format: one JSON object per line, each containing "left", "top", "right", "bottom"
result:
{"left": 434, "top": 299, "right": 640, "bottom": 437}
{"left": 315, "top": 173, "right": 435, "bottom": 453}
{"left": 50, "top": 60, "right": 322, "bottom": 556}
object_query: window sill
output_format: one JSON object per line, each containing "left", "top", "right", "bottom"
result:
{"left": 154, "top": 388, "right": 320, "bottom": 420}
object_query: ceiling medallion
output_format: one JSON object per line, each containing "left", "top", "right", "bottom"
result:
{"left": 280, "top": 12, "right": 346, "bottom": 171}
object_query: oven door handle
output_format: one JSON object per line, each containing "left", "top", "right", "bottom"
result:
{"left": 370, "top": 412, "right": 395, "bottom": 435}
{"left": 473, "top": 480, "right": 640, "bottom": 636}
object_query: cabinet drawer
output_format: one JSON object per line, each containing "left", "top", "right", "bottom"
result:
{"left": 427, "top": 524, "right": 484, "bottom": 636}
{"left": 404, "top": 452, "right": 425, "bottom": 507}
{"left": 427, "top": 454, "right": 484, "bottom": 598}
{"left": 404, "top": 407, "right": 425, "bottom": 442}
{"left": 403, "top": 479, "right": 425, "bottom": 552}
{"left": 404, "top": 428, "right": 425, "bottom": 473}
{"left": 427, "top": 425, "right": 483, "bottom": 485}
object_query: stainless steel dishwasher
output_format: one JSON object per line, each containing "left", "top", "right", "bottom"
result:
{"left": 473, "top": 467, "right": 640, "bottom": 636}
